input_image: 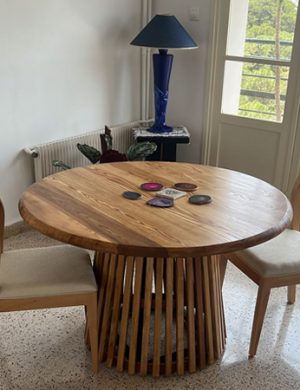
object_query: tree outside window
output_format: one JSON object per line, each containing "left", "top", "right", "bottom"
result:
{"left": 239, "top": 0, "right": 297, "bottom": 121}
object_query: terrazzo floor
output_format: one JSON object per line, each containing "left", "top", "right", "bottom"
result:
{"left": 1, "top": 230, "right": 300, "bottom": 389}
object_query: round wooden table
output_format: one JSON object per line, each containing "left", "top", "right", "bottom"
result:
{"left": 19, "top": 162, "right": 292, "bottom": 376}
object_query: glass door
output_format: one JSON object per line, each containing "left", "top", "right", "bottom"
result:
{"left": 205, "top": 0, "right": 300, "bottom": 189}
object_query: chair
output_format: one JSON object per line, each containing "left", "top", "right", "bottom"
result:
{"left": 0, "top": 200, "right": 99, "bottom": 372}
{"left": 222, "top": 172, "right": 300, "bottom": 358}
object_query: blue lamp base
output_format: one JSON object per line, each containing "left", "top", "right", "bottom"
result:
{"left": 148, "top": 50, "right": 173, "bottom": 133}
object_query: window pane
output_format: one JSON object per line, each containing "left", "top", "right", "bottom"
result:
{"left": 226, "top": 0, "right": 298, "bottom": 61}
{"left": 222, "top": 60, "right": 289, "bottom": 122}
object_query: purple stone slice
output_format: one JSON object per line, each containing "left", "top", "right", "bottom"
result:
{"left": 146, "top": 197, "right": 174, "bottom": 208}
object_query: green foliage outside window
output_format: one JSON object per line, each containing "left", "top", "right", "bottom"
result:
{"left": 239, "top": 0, "right": 297, "bottom": 121}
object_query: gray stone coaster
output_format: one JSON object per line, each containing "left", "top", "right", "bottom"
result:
{"left": 189, "top": 195, "right": 212, "bottom": 205}
{"left": 122, "top": 191, "right": 141, "bottom": 200}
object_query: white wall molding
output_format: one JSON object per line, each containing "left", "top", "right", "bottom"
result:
{"left": 281, "top": 8, "right": 300, "bottom": 193}
{"left": 140, "top": 0, "right": 152, "bottom": 120}
{"left": 202, "top": 0, "right": 221, "bottom": 165}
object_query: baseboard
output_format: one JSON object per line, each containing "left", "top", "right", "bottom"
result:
{"left": 4, "top": 221, "right": 32, "bottom": 239}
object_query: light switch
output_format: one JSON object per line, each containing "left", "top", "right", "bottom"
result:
{"left": 189, "top": 6, "right": 200, "bottom": 21}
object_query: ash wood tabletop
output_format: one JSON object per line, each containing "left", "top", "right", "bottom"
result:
{"left": 19, "top": 162, "right": 292, "bottom": 257}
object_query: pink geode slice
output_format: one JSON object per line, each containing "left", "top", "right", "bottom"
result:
{"left": 140, "top": 182, "right": 163, "bottom": 191}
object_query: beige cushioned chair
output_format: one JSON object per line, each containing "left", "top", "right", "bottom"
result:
{"left": 0, "top": 200, "right": 98, "bottom": 372}
{"left": 222, "top": 173, "right": 300, "bottom": 358}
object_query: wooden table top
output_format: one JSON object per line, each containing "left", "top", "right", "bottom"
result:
{"left": 19, "top": 162, "right": 292, "bottom": 257}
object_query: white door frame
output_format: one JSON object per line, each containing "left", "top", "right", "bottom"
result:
{"left": 140, "top": 0, "right": 152, "bottom": 121}
{"left": 202, "top": 0, "right": 225, "bottom": 166}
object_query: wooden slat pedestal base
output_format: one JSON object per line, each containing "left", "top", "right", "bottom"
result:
{"left": 94, "top": 253, "right": 226, "bottom": 376}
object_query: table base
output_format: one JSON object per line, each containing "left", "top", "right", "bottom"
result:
{"left": 93, "top": 254, "right": 226, "bottom": 376}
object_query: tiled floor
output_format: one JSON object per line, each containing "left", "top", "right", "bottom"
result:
{"left": 1, "top": 230, "right": 300, "bottom": 389}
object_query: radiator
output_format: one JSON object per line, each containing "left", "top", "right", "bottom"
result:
{"left": 25, "top": 120, "right": 150, "bottom": 182}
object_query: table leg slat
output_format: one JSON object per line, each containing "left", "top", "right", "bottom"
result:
{"left": 165, "top": 257, "right": 174, "bottom": 376}
{"left": 215, "top": 255, "right": 226, "bottom": 350}
{"left": 152, "top": 257, "right": 164, "bottom": 377}
{"left": 128, "top": 257, "right": 143, "bottom": 374}
{"left": 186, "top": 258, "right": 196, "bottom": 373}
{"left": 176, "top": 258, "right": 185, "bottom": 375}
{"left": 202, "top": 256, "right": 215, "bottom": 364}
{"left": 106, "top": 255, "right": 126, "bottom": 367}
{"left": 194, "top": 258, "right": 206, "bottom": 369}
{"left": 97, "top": 253, "right": 110, "bottom": 360}
{"left": 140, "top": 258, "right": 154, "bottom": 375}
{"left": 99, "top": 254, "right": 117, "bottom": 362}
{"left": 116, "top": 256, "right": 134, "bottom": 372}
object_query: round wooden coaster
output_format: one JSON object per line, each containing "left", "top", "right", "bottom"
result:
{"left": 189, "top": 195, "right": 212, "bottom": 205}
{"left": 123, "top": 191, "right": 141, "bottom": 200}
{"left": 146, "top": 197, "right": 174, "bottom": 208}
{"left": 141, "top": 182, "right": 163, "bottom": 191}
{"left": 174, "top": 182, "right": 198, "bottom": 192}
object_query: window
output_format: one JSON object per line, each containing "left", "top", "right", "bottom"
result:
{"left": 221, "top": 0, "right": 298, "bottom": 122}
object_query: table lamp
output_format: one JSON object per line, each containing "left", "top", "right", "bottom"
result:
{"left": 131, "top": 14, "right": 198, "bottom": 133}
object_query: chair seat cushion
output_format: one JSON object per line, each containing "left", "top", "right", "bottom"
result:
{"left": 0, "top": 245, "right": 97, "bottom": 299}
{"left": 235, "top": 229, "right": 300, "bottom": 278}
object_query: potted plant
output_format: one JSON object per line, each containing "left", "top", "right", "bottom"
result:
{"left": 53, "top": 126, "right": 157, "bottom": 170}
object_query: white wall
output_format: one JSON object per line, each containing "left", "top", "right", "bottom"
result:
{"left": 152, "top": 0, "right": 212, "bottom": 163}
{"left": 0, "top": 0, "right": 141, "bottom": 225}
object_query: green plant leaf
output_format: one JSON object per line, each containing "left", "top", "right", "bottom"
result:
{"left": 52, "top": 160, "right": 71, "bottom": 170}
{"left": 77, "top": 143, "right": 101, "bottom": 164}
{"left": 126, "top": 142, "right": 157, "bottom": 161}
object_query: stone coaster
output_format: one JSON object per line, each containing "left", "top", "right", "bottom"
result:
{"left": 173, "top": 183, "right": 198, "bottom": 192}
{"left": 123, "top": 191, "right": 141, "bottom": 200}
{"left": 189, "top": 195, "right": 212, "bottom": 205}
{"left": 156, "top": 188, "right": 187, "bottom": 200}
{"left": 141, "top": 182, "right": 163, "bottom": 191}
{"left": 146, "top": 197, "right": 174, "bottom": 208}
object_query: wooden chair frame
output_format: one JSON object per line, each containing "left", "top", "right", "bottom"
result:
{"left": 0, "top": 200, "right": 99, "bottom": 372}
{"left": 222, "top": 173, "right": 300, "bottom": 358}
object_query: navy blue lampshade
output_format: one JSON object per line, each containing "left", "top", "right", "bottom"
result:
{"left": 130, "top": 14, "right": 198, "bottom": 49}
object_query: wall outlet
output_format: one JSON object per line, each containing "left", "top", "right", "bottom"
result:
{"left": 189, "top": 6, "right": 200, "bottom": 21}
